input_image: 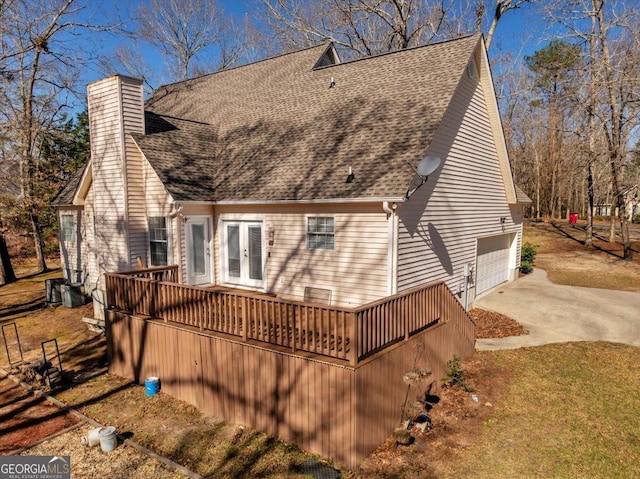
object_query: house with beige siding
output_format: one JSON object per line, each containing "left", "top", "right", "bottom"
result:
{"left": 55, "top": 34, "right": 528, "bottom": 320}
{"left": 53, "top": 33, "right": 529, "bottom": 465}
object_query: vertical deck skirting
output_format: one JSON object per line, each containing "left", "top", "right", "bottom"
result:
{"left": 106, "top": 296, "right": 475, "bottom": 466}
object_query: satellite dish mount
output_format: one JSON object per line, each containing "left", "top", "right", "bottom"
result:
{"left": 406, "top": 155, "right": 442, "bottom": 199}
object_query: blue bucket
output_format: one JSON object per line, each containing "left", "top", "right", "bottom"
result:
{"left": 145, "top": 376, "right": 160, "bottom": 396}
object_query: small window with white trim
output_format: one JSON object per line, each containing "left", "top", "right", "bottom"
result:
{"left": 307, "top": 216, "right": 334, "bottom": 250}
{"left": 61, "top": 215, "right": 75, "bottom": 242}
{"left": 148, "top": 216, "right": 168, "bottom": 266}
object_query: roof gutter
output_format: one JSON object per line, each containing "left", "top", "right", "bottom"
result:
{"left": 173, "top": 197, "right": 407, "bottom": 206}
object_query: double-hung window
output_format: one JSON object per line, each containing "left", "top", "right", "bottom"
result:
{"left": 148, "top": 216, "right": 168, "bottom": 266}
{"left": 307, "top": 216, "right": 334, "bottom": 250}
{"left": 61, "top": 215, "right": 75, "bottom": 242}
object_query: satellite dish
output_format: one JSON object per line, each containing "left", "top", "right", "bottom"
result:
{"left": 405, "top": 155, "right": 443, "bottom": 199}
{"left": 416, "top": 155, "right": 441, "bottom": 177}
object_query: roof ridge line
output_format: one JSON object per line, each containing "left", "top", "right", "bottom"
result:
{"left": 313, "top": 33, "right": 478, "bottom": 71}
{"left": 155, "top": 43, "right": 330, "bottom": 90}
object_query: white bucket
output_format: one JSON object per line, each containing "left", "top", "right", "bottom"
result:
{"left": 99, "top": 426, "right": 118, "bottom": 452}
{"left": 81, "top": 427, "right": 103, "bottom": 447}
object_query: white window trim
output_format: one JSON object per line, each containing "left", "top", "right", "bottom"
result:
{"left": 148, "top": 215, "right": 171, "bottom": 267}
{"left": 218, "top": 214, "right": 266, "bottom": 291}
{"left": 61, "top": 214, "right": 75, "bottom": 243}
{"left": 306, "top": 215, "right": 335, "bottom": 251}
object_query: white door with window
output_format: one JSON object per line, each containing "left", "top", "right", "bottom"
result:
{"left": 185, "top": 216, "right": 212, "bottom": 285}
{"left": 222, "top": 221, "right": 265, "bottom": 289}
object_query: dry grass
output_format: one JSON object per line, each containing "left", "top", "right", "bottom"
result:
{"left": 54, "top": 373, "right": 322, "bottom": 478}
{"left": 0, "top": 260, "right": 97, "bottom": 369}
{"left": 524, "top": 221, "right": 640, "bottom": 292}
{"left": 450, "top": 343, "right": 640, "bottom": 479}
{"left": 23, "top": 427, "right": 184, "bottom": 478}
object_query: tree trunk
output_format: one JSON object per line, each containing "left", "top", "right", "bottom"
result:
{"left": 595, "top": 0, "right": 632, "bottom": 259}
{"left": 586, "top": 161, "right": 594, "bottom": 247}
{"left": 30, "top": 208, "right": 48, "bottom": 272}
{"left": 0, "top": 231, "right": 17, "bottom": 286}
{"left": 609, "top": 205, "right": 616, "bottom": 241}
{"left": 585, "top": 5, "right": 598, "bottom": 248}
{"left": 535, "top": 149, "right": 541, "bottom": 221}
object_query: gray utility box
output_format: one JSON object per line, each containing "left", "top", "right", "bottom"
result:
{"left": 45, "top": 278, "right": 66, "bottom": 305}
{"left": 61, "top": 284, "right": 84, "bottom": 308}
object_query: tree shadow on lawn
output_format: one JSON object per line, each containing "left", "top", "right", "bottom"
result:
{"left": 0, "top": 296, "right": 46, "bottom": 320}
{"left": 548, "top": 221, "right": 636, "bottom": 259}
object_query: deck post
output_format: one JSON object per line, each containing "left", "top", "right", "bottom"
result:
{"left": 291, "top": 305, "right": 297, "bottom": 353}
{"left": 242, "top": 296, "right": 248, "bottom": 342}
{"left": 149, "top": 280, "right": 158, "bottom": 318}
{"left": 404, "top": 298, "right": 410, "bottom": 341}
{"left": 350, "top": 312, "right": 358, "bottom": 366}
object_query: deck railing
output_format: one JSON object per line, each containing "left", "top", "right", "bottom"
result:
{"left": 105, "top": 266, "right": 473, "bottom": 365}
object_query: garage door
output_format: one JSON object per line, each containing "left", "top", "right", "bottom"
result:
{"left": 476, "top": 235, "right": 511, "bottom": 295}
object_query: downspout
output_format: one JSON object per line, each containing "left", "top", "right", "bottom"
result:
{"left": 383, "top": 201, "right": 398, "bottom": 295}
{"left": 169, "top": 202, "right": 183, "bottom": 280}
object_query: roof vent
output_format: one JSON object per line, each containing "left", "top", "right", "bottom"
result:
{"left": 313, "top": 43, "right": 341, "bottom": 69}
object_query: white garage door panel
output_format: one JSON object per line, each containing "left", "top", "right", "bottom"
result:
{"left": 476, "top": 235, "right": 511, "bottom": 295}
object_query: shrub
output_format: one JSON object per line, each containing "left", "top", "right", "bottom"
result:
{"left": 442, "top": 355, "right": 473, "bottom": 392}
{"left": 520, "top": 242, "right": 538, "bottom": 274}
{"left": 633, "top": 213, "right": 640, "bottom": 225}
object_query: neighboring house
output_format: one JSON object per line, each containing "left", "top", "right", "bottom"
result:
{"left": 595, "top": 184, "right": 639, "bottom": 220}
{"left": 54, "top": 34, "right": 528, "bottom": 320}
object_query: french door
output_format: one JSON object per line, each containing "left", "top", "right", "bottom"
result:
{"left": 223, "top": 221, "right": 264, "bottom": 289}
{"left": 185, "top": 216, "right": 212, "bottom": 285}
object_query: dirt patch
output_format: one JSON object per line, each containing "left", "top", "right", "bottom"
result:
{"left": 356, "top": 353, "right": 511, "bottom": 478}
{"left": 0, "top": 374, "right": 80, "bottom": 453}
{"left": 469, "top": 309, "right": 528, "bottom": 339}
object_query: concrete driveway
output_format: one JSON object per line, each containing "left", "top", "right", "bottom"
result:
{"left": 474, "top": 268, "right": 640, "bottom": 350}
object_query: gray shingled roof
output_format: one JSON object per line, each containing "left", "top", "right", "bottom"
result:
{"left": 52, "top": 163, "right": 87, "bottom": 205}
{"left": 135, "top": 35, "right": 481, "bottom": 202}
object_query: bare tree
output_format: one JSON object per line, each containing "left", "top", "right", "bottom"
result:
{"left": 138, "top": 0, "right": 221, "bottom": 81}
{"left": 122, "top": 0, "right": 249, "bottom": 86}
{"left": 545, "top": 0, "right": 639, "bottom": 259}
{"left": 259, "top": 0, "right": 535, "bottom": 58}
{"left": 0, "top": 0, "right": 117, "bottom": 273}
{"left": 259, "top": 0, "right": 458, "bottom": 58}
{"left": 484, "top": 0, "right": 534, "bottom": 50}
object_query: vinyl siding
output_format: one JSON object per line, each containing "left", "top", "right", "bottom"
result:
{"left": 214, "top": 203, "right": 389, "bottom": 307}
{"left": 396, "top": 59, "right": 520, "bottom": 303}
{"left": 87, "top": 75, "right": 144, "bottom": 282}
{"left": 142, "top": 157, "right": 175, "bottom": 268}
{"left": 122, "top": 80, "right": 146, "bottom": 266}
{"left": 88, "top": 77, "right": 126, "bottom": 277}
{"left": 82, "top": 186, "right": 100, "bottom": 292}
{"left": 58, "top": 207, "right": 83, "bottom": 283}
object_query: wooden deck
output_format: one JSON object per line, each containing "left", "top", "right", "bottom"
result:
{"left": 105, "top": 265, "right": 476, "bottom": 465}
{"left": 105, "top": 265, "right": 470, "bottom": 365}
